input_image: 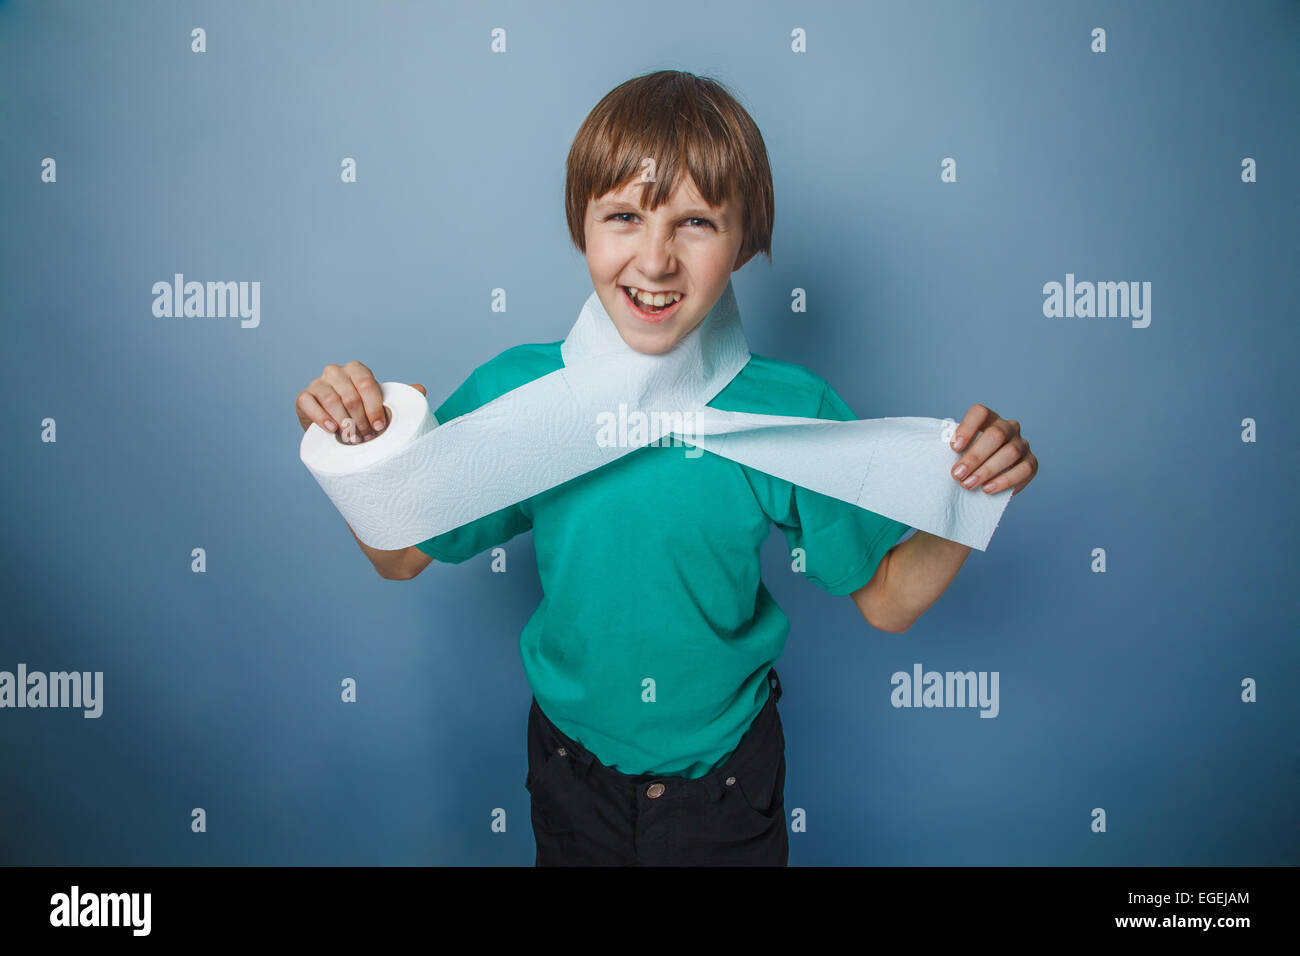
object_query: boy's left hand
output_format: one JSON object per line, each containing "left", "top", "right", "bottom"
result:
{"left": 948, "top": 404, "right": 1038, "bottom": 497}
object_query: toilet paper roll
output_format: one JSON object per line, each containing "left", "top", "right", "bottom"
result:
{"left": 300, "top": 381, "right": 437, "bottom": 474}
{"left": 300, "top": 382, "right": 440, "bottom": 537}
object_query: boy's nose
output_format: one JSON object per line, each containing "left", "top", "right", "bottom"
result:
{"left": 635, "top": 237, "right": 676, "bottom": 276}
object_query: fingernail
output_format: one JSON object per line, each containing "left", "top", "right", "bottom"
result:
{"left": 953, "top": 436, "right": 965, "bottom": 450}
{"left": 325, "top": 421, "right": 335, "bottom": 431}
{"left": 953, "top": 464, "right": 967, "bottom": 479}
{"left": 962, "top": 474, "right": 979, "bottom": 488}
{"left": 373, "top": 420, "right": 384, "bottom": 431}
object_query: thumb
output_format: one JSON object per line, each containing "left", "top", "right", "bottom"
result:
{"left": 410, "top": 383, "right": 427, "bottom": 397}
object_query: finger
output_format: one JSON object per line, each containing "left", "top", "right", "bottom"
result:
{"left": 950, "top": 404, "right": 992, "bottom": 453}
{"left": 308, "top": 381, "right": 358, "bottom": 442}
{"left": 990, "top": 458, "right": 1035, "bottom": 496}
{"left": 324, "top": 368, "right": 375, "bottom": 440}
{"left": 410, "top": 383, "right": 427, "bottom": 397}
{"left": 1008, "top": 453, "right": 1039, "bottom": 496}
{"left": 347, "top": 366, "right": 387, "bottom": 434}
{"left": 297, "top": 391, "right": 336, "bottom": 432}
{"left": 950, "top": 426, "right": 999, "bottom": 483}
{"left": 952, "top": 420, "right": 1016, "bottom": 484}
{"left": 963, "top": 440, "right": 1026, "bottom": 492}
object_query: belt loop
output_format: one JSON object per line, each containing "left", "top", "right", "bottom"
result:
{"left": 701, "top": 773, "right": 725, "bottom": 801}
{"left": 768, "top": 667, "right": 782, "bottom": 704}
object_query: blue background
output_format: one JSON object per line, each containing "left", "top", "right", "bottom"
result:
{"left": 1, "top": 0, "right": 1295, "bottom": 866}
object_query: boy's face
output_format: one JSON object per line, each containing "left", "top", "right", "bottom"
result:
{"left": 584, "top": 174, "right": 752, "bottom": 355}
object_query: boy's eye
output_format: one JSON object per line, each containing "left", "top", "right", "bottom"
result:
{"left": 605, "top": 213, "right": 715, "bottom": 228}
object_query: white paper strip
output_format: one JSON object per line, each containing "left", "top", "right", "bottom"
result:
{"left": 300, "top": 280, "right": 1013, "bottom": 551}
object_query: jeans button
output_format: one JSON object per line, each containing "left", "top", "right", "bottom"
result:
{"left": 556, "top": 747, "right": 567, "bottom": 757}
{"left": 725, "top": 776, "right": 736, "bottom": 786}
{"left": 646, "top": 782, "right": 665, "bottom": 798}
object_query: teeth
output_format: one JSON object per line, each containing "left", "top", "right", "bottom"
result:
{"left": 627, "top": 286, "right": 682, "bottom": 307}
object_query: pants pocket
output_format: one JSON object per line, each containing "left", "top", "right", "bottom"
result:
{"left": 526, "top": 737, "right": 589, "bottom": 837}
{"left": 675, "top": 708, "right": 788, "bottom": 852}
{"left": 730, "top": 725, "right": 786, "bottom": 824}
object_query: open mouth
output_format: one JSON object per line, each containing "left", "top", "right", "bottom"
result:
{"left": 622, "top": 285, "right": 684, "bottom": 323}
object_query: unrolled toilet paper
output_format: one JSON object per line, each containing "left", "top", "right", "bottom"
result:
{"left": 300, "top": 280, "right": 1013, "bottom": 551}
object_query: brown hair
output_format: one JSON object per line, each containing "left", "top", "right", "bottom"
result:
{"left": 565, "top": 70, "right": 774, "bottom": 266}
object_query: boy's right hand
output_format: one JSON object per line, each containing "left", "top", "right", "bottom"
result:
{"left": 296, "top": 360, "right": 426, "bottom": 443}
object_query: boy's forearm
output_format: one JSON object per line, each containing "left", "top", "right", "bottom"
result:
{"left": 347, "top": 522, "right": 430, "bottom": 579}
{"left": 853, "top": 531, "right": 971, "bottom": 632}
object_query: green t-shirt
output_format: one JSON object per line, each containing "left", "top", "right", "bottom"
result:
{"left": 416, "top": 341, "right": 911, "bottom": 778}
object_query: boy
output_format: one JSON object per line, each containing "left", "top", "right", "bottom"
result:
{"left": 294, "top": 71, "right": 1037, "bottom": 866}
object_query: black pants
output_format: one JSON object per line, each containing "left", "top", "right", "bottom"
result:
{"left": 525, "top": 667, "right": 788, "bottom": 866}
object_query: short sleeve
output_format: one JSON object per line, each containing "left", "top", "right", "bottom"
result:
{"left": 744, "top": 380, "right": 911, "bottom": 595}
{"left": 413, "top": 363, "right": 533, "bottom": 563}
